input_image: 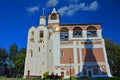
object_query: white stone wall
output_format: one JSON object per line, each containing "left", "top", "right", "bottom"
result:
{"left": 52, "top": 32, "right": 60, "bottom": 72}
{"left": 24, "top": 25, "right": 50, "bottom": 78}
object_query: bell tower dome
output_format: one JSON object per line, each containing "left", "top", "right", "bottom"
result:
{"left": 48, "top": 7, "right": 60, "bottom": 27}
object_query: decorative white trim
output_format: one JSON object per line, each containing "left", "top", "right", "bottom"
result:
{"left": 97, "top": 30, "right": 102, "bottom": 38}
{"left": 73, "top": 41, "right": 78, "bottom": 75}
{"left": 60, "top": 43, "right": 103, "bottom": 48}
{"left": 102, "top": 39, "right": 112, "bottom": 77}
{"left": 69, "top": 31, "right": 73, "bottom": 40}
{"left": 48, "top": 19, "right": 59, "bottom": 23}
{"left": 82, "top": 30, "right": 87, "bottom": 38}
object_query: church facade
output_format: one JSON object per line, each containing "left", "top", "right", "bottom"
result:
{"left": 24, "top": 8, "right": 112, "bottom": 78}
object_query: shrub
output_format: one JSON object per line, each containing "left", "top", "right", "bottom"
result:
{"left": 43, "top": 72, "right": 49, "bottom": 78}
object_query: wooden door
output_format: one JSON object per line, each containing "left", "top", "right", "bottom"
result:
{"left": 61, "top": 72, "right": 64, "bottom": 78}
{"left": 27, "top": 70, "right": 30, "bottom": 76}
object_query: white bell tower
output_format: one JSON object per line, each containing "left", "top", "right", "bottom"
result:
{"left": 39, "top": 8, "right": 46, "bottom": 26}
{"left": 48, "top": 7, "right": 60, "bottom": 24}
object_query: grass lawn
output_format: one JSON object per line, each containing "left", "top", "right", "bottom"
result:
{"left": 0, "top": 77, "right": 120, "bottom": 80}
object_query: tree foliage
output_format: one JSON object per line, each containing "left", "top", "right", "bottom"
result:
{"left": 105, "top": 38, "right": 120, "bottom": 76}
{"left": 9, "top": 43, "right": 18, "bottom": 64}
{"left": 6, "top": 43, "right": 26, "bottom": 77}
{"left": 0, "top": 48, "right": 7, "bottom": 61}
{"left": 14, "top": 48, "right": 26, "bottom": 76}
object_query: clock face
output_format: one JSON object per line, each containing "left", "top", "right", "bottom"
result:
{"left": 53, "top": 25, "right": 59, "bottom": 31}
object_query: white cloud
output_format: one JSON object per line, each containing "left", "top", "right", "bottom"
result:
{"left": 58, "top": 1, "right": 99, "bottom": 16}
{"left": 26, "top": 6, "right": 39, "bottom": 13}
{"left": 46, "top": 0, "right": 59, "bottom": 8}
{"left": 83, "top": 1, "right": 99, "bottom": 11}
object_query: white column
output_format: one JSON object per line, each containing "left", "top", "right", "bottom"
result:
{"left": 97, "top": 30, "right": 102, "bottom": 38}
{"left": 73, "top": 41, "right": 78, "bottom": 75}
{"left": 79, "top": 42, "right": 83, "bottom": 76}
{"left": 82, "top": 30, "right": 87, "bottom": 38}
{"left": 102, "top": 39, "right": 112, "bottom": 77}
{"left": 53, "top": 32, "right": 60, "bottom": 68}
{"left": 69, "top": 31, "right": 73, "bottom": 40}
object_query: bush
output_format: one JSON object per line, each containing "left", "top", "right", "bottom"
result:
{"left": 43, "top": 72, "right": 49, "bottom": 78}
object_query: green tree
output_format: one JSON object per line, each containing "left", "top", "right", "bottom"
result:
{"left": 0, "top": 48, "right": 8, "bottom": 76}
{"left": 0, "top": 48, "right": 7, "bottom": 62}
{"left": 14, "top": 47, "right": 26, "bottom": 76}
{"left": 9, "top": 43, "right": 18, "bottom": 64}
{"left": 105, "top": 38, "right": 120, "bottom": 76}
{"left": 8, "top": 43, "right": 18, "bottom": 77}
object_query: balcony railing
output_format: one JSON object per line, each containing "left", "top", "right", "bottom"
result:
{"left": 73, "top": 35, "right": 82, "bottom": 38}
{"left": 87, "top": 34, "right": 97, "bottom": 37}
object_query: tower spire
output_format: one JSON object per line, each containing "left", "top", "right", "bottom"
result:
{"left": 42, "top": 8, "right": 45, "bottom": 15}
{"left": 51, "top": 3, "right": 57, "bottom": 13}
{"left": 39, "top": 8, "right": 46, "bottom": 25}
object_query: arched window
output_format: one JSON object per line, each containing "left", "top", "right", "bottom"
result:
{"left": 87, "top": 26, "right": 97, "bottom": 37}
{"left": 40, "top": 30, "right": 44, "bottom": 38}
{"left": 73, "top": 27, "right": 82, "bottom": 37}
{"left": 60, "top": 27, "right": 69, "bottom": 41}
{"left": 38, "top": 39, "right": 44, "bottom": 43}
{"left": 60, "top": 51, "right": 64, "bottom": 56}
{"left": 30, "top": 38, "right": 34, "bottom": 43}
{"left": 51, "top": 14, "right": 57, "bottom": 20}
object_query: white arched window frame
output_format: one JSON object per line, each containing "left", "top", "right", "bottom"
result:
{"left": 87, "top": 26, "right": 97, "bottom": 37}
{"left": 73, "top": 27, "right": 82, "bottom": 38}
{"left": 60, "top": 27, "right": 69, "bottom": 41}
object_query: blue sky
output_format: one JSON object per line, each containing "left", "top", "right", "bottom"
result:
{"left": 0, "top": 0, "right": 120, "bottom": 49}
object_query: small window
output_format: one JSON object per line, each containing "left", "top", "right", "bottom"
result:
{"left": 49, "top": 50, "right": 51, "bottom": 52}
{"left": 51, "top": 14, "right": 57, "bottom": 20}
{"left": 42, "top": 62, "right": 44, "bottom": 65}
{"left": 39, "top": 39, "right": 43, "bottom": 43}
{"left": 38, "top": 47, "right": 40, "bottom": 52}
{"left": 61, "top": 51, "right": 64, "bottom": 56}
{"left": 40, "top": 31, "right": 44, "bottom": 38}
{"left": 30, "top": 38, "right": 34, "bottom": 43}
{"left": 49, "top": 32, "right": 52, "bottom": 39}
{"left": 31, "top": 31, "right": 34, "bottom": 37}
{"left": 29, "top": 50, "right": 33, "bottom": 57}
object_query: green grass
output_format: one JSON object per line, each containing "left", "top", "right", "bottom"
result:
{"left": 0, "top": 76, "right": 6, "bottom": 79}
{"left": 0, "top": 77, "right": 120, "bottom": 80}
